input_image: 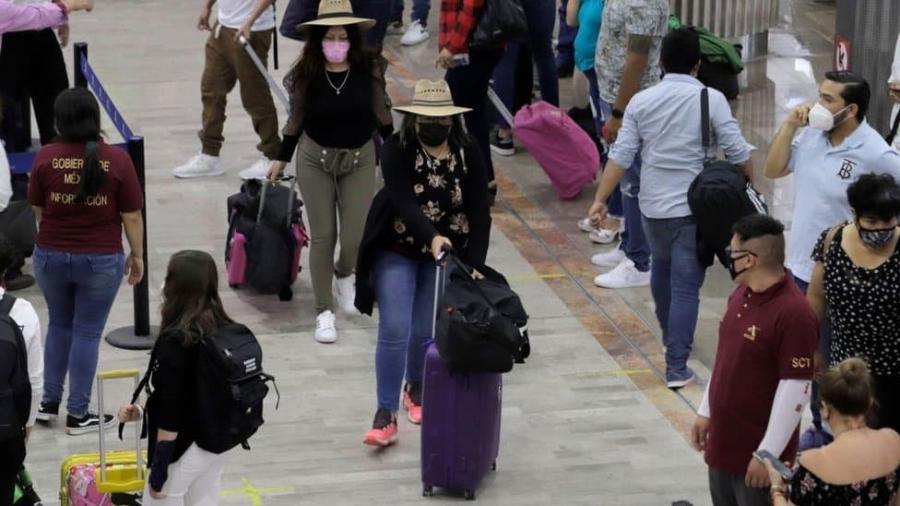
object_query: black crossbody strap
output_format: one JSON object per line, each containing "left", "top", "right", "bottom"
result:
{"left": 887, "top": 110, "right": 900, "bottom": 146}
{"left": 701, "top": 88, "right": 711, "bottom": 148}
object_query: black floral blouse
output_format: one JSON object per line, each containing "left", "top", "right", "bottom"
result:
{"left": 390, "top": 147, "right": 470, "bottom": 259}
{"left": 812, "top": 225, "right": 900, "bottom": 376}
{"left": 789, "top": 464, "right": 900, "bottom": 505}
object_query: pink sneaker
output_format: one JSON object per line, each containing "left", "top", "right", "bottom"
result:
{"left": 363, "top": 409, "right": 398, "bottom": 447}
{"left": 403, "top": 383, "right": 422, "bottom": 425}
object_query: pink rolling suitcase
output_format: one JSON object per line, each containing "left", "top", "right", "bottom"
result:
{"left": 421, "top": 261, "right": 502, "bottom": 501}
{"left": 488, "top": 88, "right": 599, "bottom": 199}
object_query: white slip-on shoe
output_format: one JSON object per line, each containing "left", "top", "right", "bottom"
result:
{"left": 593, "top": 259, "right": 650, "bottom": 289}
{"left": 333, "top": 274, "right": 358, "bottom": 314}
{"left": 400, "top": 20, "right": 429, "bottom": 46}
{"left": 239, "top": 155, "right": 272, "bottom": 180}
{"left": 578, "top": 217, "right": 596, "bottom": 233}
{"left": 172, "top": 153, "right": 225, "bottom": 179}
{"left": 315, "top": 310, "right": 338, "bottom": 344}
{"left": 590, "top": 246, "right": 626, "bottom": 268}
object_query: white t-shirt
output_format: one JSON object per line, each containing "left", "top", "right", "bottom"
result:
{"left": 217, "top": 0, "right": 276, "bottom": 31}
{"left": 0, "top": 142, "right": 12, "bottom": 213}
{"left": 0, "top": 288, "right": 42, "bottom": 427}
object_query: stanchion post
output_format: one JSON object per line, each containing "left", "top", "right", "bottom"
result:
{"left": 74, "top": 43, "right": 87, "bottom": 88}
{"left": 104, "top": 137, "right": 157, "bottom": 350}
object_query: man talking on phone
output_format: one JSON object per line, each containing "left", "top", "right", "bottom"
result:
{"left": 691, "top": 215, "right": 817, "bottom": 506}
{"left": 764, "top": 71, "right": 900, "bottom": 450}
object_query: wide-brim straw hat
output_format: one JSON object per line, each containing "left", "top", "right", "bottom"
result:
{"left": 299, "top": 0, "right": 376, "bottom": 31}
{"left": 393, "top": 79, "right": 472, "bottom": 117}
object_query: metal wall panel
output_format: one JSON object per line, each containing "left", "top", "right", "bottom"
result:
{"left": 835, "top": 0, "right": 900, "bottom": 133}
{"left": 671, "top": 0, "right": 778, "bottom": 39}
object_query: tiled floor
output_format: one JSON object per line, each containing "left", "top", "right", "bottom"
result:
{"left": 19, "top": 0, "right": 840, "bottom": 504}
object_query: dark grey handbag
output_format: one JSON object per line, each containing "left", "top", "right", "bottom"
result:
{"left": 0, "top": 200, "right": 36, "bottom": 256}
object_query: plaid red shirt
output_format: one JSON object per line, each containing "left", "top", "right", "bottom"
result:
{"left": 439, "top": 0, "right": 485, "bottom": 54}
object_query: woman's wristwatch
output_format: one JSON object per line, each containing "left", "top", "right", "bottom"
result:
{"left": 770, "top": 486, "right": 787, "bottom": 500}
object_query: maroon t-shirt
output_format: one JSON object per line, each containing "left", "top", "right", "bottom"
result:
{"left": 28, "top": 141, "right": 143, "bottom": 253}
{"left": 705, "top": 272, "right": 817, "bottom": 476}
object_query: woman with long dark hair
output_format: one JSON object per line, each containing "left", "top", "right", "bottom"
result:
{"left": 269, "top": 0, "right": 393, "bottom": 344}
{"left": 355, "top": 79, "right": 491, "bottom": 447}
{"left": 118, "top": 251, "right": 235, "bottom": 504}
{"left": 28, "top": 87, "right": 144, "bottom": 435}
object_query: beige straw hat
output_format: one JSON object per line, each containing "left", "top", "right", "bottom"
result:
{"left": 393, "top": 79, "right": 472, "bottom": 117}
{"left": 298, "top": 0, "right": 376, "bottom": 31}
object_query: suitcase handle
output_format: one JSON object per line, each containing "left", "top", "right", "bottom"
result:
{"left": 96, "top": 369, "right": 145, "bottom": 486}
{"left": 239, "top": 35, "right": 291, "bottom": 110}
{"left": 256, "top": 175, "right": 298, "bottom": 229}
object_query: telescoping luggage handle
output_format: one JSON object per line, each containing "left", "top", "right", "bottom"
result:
{"left": 96, "top": 369, "right": 145, "bottom": 489}
{"left": 257, "top": 174, "right": 297, "bottom": 228}
{"left": 239, "top": 35, "right": 290, "bottom": 111}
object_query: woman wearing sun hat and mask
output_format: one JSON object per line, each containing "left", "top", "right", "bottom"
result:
{"left": 269, "top": 0, "right": 393, "bottom": 344}
{"left": 354, "top": 79, "right": 492, "bottom": 447}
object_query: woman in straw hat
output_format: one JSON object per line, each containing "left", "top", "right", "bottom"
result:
{"left": 269, "top": 0, "right": 393, "bottom": 345}
{"left": 354, "top": 79, "right": 492, "bottom": 447}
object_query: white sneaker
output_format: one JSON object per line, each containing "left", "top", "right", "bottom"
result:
{"left": 593, "top": 259, "right": 650, "bottom": 289}
{"left": 315, "top": 310, "right": 337, "bottom": 344}
{"left": 400, "top": 20, "right": 429, "bottom": 46}
{"left": 577, "top": 217, "right": 596, "bottom": 233}
{"left": 239, "top": 155, "right": 272, "bottom": 180}
{"left": 333, "top": 274, "right": 357, "bottom": 313}
{"left": 590, "top": 247, "right": 626, "bottom": 268}
{"left": 172, "top": 153, "right": 225, "bottom": 179}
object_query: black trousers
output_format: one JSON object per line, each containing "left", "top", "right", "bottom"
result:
{"left": 871, "top": 375, "right": 900, "bottom": 432}
{"left": 0, "top": 436, "right": 26, "bottom": 506}
{"left": 445, "top": 49, "right": 504, "bottom": 184}
{"left": 708, "top": 467, "right": 770, "bottom": 506}
{"left": 0, "top": 28, "right": 69, "bottom": 152}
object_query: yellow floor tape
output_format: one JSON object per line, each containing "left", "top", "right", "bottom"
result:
{"left": 220, "top": 477, "right": 295, "bottom": 505}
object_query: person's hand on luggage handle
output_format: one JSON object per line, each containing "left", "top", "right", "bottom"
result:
{"left": 197, "top": 2, "right": 213, "bottom": 31}
{"left": 431, "top": 235, "right": 453, "bottom": 261}
{"left": 236, "top": 23, "right": 253, "bottom": 42}
{"left": 588, "top": 199, "right": 609, "bottom": 230}
{"left": 268, "top": 160, "right": 288, "bottom": 181}
{"left": 117, "top": 403, "right": 142, "bottom": 423}
{"left": 436, "top": 48, "right": 455, "bottom": 69}
{"left": 126, "top": 252, "right": 144, "bottom": 286}
{"left": 61, "top": 0, "right": 94, "bottom": 12}
{"left": 745, "top": 456, "right": 771, "bottom": 489}
{"left": 690, "top": 415, "right": 709, "bottom": 452}
{"left": 764, "top": 460, "right": 789, "bottom": 492}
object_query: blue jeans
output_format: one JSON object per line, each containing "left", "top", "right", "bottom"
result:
{"left": 619, "top": 159, "right": 650, "bottom": 270}
{"left": 373, "top": 250, "right": 438, "bottom": 412}
{"left": 354, "top": 0, "right": 391, "bottom": 49}
{"left": 556, "top": 0, "right": 577, "bottom": 69}
{"left": 641, "top": 216, "right": 706, "bottom": 374}
{"left": 794, "top": 278, "right": 832, "bottom": 430}
{"left": 446, "top": 49, "right": 504, "bottom": 183}
{"left": 33, "top": 247, "right": 125, "bottom": 417}
{"left": 586, "top": 69, "right": 622, "bottom": 217}
{"left": 492, "top": 0, "right": 559, "bottom": 128}
{"left": 391, "top": 0, "right": 429, "bottom": 24}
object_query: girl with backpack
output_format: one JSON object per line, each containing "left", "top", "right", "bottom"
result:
{"left": 118, "top": 251, "right": 238, "bottom": 504}
{"left": 354, "top": 79, "right": 492, "bottom": 447}
{"left": 268, "top": 0, "right": 393, "bottom": 345}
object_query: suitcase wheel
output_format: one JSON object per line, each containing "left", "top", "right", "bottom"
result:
{"left": 492, "top": 461, "right": 497, "bottom": 471}
{"left": 464, "top": 489, "right": 475, "bottom": 501}
{"left": 422, "top": 485, "right": 433, "bottom": 497}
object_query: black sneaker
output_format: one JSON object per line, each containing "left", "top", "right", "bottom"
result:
{"left": 490, "top": 130, "right": 514, "bottom": 156}
{"left": 35, "top": 401, "right": 59, "bottom": 423}
{"left": 66, "top": 412, "right": 117, "bottom": 436}
{"left": 5, "top": 273, "right": 35, "bottom": 291}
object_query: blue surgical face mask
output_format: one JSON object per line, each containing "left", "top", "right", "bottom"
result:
{"left": 857, "top": 220, "right": 895, "bottom": 248}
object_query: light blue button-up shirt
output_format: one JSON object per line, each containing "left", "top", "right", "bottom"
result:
{"left": 609, "top": 73, "right": 753, "bottom": 219}
{"left": 786, "top": 121, "right": 900, "bottom": 283}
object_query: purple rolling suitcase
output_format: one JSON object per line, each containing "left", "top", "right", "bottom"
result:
{"left": 421, "top": 261, "right": 502, "bottom": 501}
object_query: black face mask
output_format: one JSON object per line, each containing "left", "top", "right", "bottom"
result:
{"left": 857, "top": 221, "right": 895, "bottom": 248}
{"left": 726, "top": 248, "right": 757, "bottom": 281}
{"left": 418, "top": 123, "right": 452, "bottom": 147}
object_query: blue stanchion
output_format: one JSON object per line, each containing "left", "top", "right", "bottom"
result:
{"left": 78, "top": 57, "right": 135, "bottom": 141}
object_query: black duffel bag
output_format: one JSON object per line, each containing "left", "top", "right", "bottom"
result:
{"left": 469, "top": 0, "right": 528, "bottom": 50}
{"left": 435, "top": 254, "right": 530, "bottom": 373}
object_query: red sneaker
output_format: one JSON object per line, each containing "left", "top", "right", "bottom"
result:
{"left": 403, "top": 383, "right": 422, "bottom": 425}
{"left": 363, "top": 409, "right": 398, "bottom": 447}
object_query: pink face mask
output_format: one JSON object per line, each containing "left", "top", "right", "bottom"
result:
{"left": 322, "top": 41, "right": 350, "bottom": 64}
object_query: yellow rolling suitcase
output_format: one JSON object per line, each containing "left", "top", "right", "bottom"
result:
{"left": 59, "top": 369, "right": 147, "bottom": 506}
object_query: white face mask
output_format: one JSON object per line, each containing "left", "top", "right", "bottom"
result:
{"left": 808, "top": 103, "right": 849, "bottom": 131}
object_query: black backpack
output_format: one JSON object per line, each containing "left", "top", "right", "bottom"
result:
{"left": 688, "top": 88, "right": 767, "bottom": 268}
{"left": 126, "top": 324, "right": 278, "bottom": 454}
{"left": 469, "top": 0, "right": 528, "bottom": 50}
{"left": 0, "top": 294, "right": 30, "bottom": 442}
{"left": 435, "top": 255, "right": 530, "bottom": 373}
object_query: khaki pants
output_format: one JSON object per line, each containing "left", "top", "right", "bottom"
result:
{"left": 297, "top": 136, "right": 376, "bottom": 314}
{"left": 199, "top": 26, "right": 280, "bottom": 159}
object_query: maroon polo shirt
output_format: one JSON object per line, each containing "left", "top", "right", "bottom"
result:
{"left": 704, "top": 271, "right": 818, "bottom": 476}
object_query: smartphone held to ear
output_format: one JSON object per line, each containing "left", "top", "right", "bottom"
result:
{"left": 753, "top": 450, "right": 794, "bottom": 480}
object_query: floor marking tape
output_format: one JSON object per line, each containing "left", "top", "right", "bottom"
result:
{"left": 575, "top": 368, "right": 653, "bottom": 378}
{"left": 220, "top": 477, "right": 295, "bottom": 505}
